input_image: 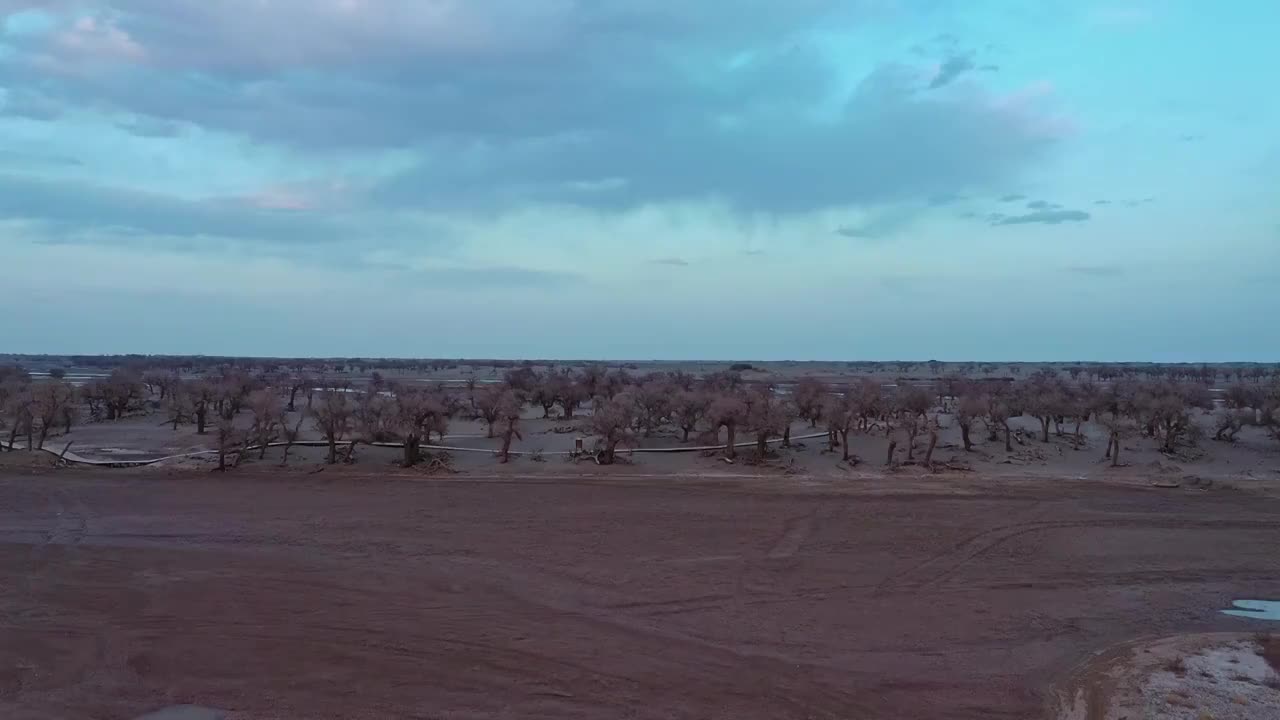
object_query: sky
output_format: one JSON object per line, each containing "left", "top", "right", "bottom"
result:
{"left": 1, "top": 0, "right": 1277, "bottom": 361}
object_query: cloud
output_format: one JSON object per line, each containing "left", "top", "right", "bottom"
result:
{"left": 375, "top": 65, "right": 1065, "bottom": 213}
{"left": 1, "top": 3, "right": 1068, "bottom": 215}
{"left": 1026, "top": 199, "right": 1061, "bottom": 210}
{"left": 651, "top": 257, "right": 690, "bottom": 266}
{"left": 115, "top": 116, "right": 185, "bottom": 138}
{"left": 994, "top": 209, "right": 1090, "bottom": 225}
{"left": 0, "top": 89, "right": 62, "bottom": 119}
{"left": 928, "top": 53, "right": 975, "bottom": 89}
{"left": 1000, "top": 193, "right": 1026, "bottom": 202}
{"left": 0, "top": 173, "right": 365, "bottom": 243}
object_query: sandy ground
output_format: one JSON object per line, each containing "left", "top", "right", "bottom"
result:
{"left": 2, "top": 466, "right": 1280, "bottom": 719}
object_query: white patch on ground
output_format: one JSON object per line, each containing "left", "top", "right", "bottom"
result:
{"left": 1140, "top": 640, "right": 1280, "bottom": 719}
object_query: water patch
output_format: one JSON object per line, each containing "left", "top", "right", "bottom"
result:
{"left": 1222, "top": 599, "right": 1280, "bottom": 621}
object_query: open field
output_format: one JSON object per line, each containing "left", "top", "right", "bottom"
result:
{"left": 2, "top": 464, "right": 1279, "bottom": 719}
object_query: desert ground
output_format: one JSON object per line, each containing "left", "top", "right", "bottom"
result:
{"left": 2, "top": 357, "right": 1280, "bottom": 718}
{"left": 1, "top": 461, "right": 1279, "bottom": 719}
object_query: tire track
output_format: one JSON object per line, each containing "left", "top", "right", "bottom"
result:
{"left": 876, "top": 516, "right": 1280, "bottom": 595}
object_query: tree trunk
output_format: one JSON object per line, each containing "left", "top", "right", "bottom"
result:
{"left": 725, "top": 423, "right": 736, "bottom": 459}
{"left": 924, "top": 429, "right": 938, "bottom": 466}
{"left": 486, "top": 421, "right": 495, "bottom": 439}
{"left": 1040, "top": 416, "right": 1050, "bottom": 442}
{"left": 196, "top": 407, "right": 207, "bottom": 435}
{"left": 1110, "top": 433, "right": 1120, "bottom": 466}
{"left": 782, "top": 425, "right": 791, "bottom": 448}
{"left": 960, "top": 422, "right": 972, "bottom": 451}
{"left": 327, "top": 437, "right": 337, "bottom": 464}
{"left": 840, "top": 429, "right": 850, "bottom": 461}
{"left": 37, "top": 425, "right": 50, "bottom": 450}
{"left": 682, "top": 426, "right": 691, "bottom": 442}
{"left": 885, "top": 438, "right": 897, "bottom": 466}
{"left": 500, "top": 430, "right": 515, "bottom": 463}
{"left": 1073, "top": 419, "right": 1082, "bottom": 449}
{"left": 288, "top": 387, "right": 299, "bottom": 412}
{"left": 828, "top": 428, "right": 837, "bottom": 452}
{"left": 756, "top": 433, "right": 767, "bottom": 458}
{"left": 1003, "top": 423, "right": 1012, "bottom": 452}
{"left": 403, "top": 435, "right": 420, "bottom": 467}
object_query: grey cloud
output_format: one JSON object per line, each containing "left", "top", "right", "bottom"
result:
{"left": 0, "top": 89, "right": 62, "bottom": 120}
{"left": 837, "top": 226, "right": 874, "bottom": 239}
{"left": 1000, "top": 193, "right": 1026, "bottom": 202}
{"left": 928, "top": 54, "right": 975, "bottom": 90}
{"left": 1094, "top": 199, "right": 1111, "bottom": 205}
{"left": 928, "top": 192, "right": 965, "bottom": 206}
{"left": 0, "top": 173, "right": 357, "bottom": 243}
{"left": 116, "top": 117, "right": 186, "bottom": 138}
{"left": 651, "top": 257, "right": 690, "bottom": 266}
{"left": 1, "top": 5, "right": 1063, "bottom": 215}
{"left": 995, "top": 209, "right": 1090, "bottom": 225}
{"left": 376, "top": 63, "right": 1058, "bottom": 213}
{"left": 835, "top": 204, "right": 922, "bottom": 240}
{"left": 1026, "top": 200, "right": 1061, "bottom": 210}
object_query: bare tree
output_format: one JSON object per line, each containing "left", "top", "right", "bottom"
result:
{"left": 1134, "top": 381, "right": 1213, "bottom": 453}
{"left": 189, "top": 381, "right": 215, "bottom": 435}
{"left": 474, "top": 385, "right": 517, "bottom": 438}
{"left": 984, "top": 390, "right": 1014, "bottom": 453}
{"left": 707, "top": 394, "right": 748, "bottom": 459}
{"left": 954, "top": 390, "right": 984, "bottom": 451}
{"left": 588, "top": 393, "right": 636, "bottom": 464}
{"left": 311, "top": 386, "right": 354, "bottom": 464}
{"left": 3, "top": 386, "right": 35, "bottom": 451}
{"left": 278, "top": 412, "right": 306, "bottom": 467}
{"left": 555, "top": 377, "right": 588, "bottom": 420}
{"left": 247, "top": 390, "right": 285, "bottom": 460}
{"left": 633, "top": 379, "right": 675, "bottom": 437}
{"left": 394, "top": 387, "right": 451, "bottom": 467}
{"left": 1021, "top": 371, "right": 1065, "bottom": 443}
{"left": 496, "top": 393, "right": 523, "bottom": 463}
{"left": 31, "top": 381, "right": 76, "bottom": 450}
{"left": 823, "top": 392, "right": 858, "bottom": 462}
{"left": 792, "top": 378, "right": 828, "bottom": 428}
{"left": 354, "top": 389, "right": 396, "bottom": 443}
{"left": 284, "top": 374, "right": 315, "bottom": 412}
{"left": 531, "top": 375, "right": 560, "bottom": 418}
{"left": 165, "top": 384, "right": 195, "bottom": 430}
{"left": 671, "top": 389, "right": 711, "bottom": 442}
{"left": 744, "top": 389, "right": 788, "bottom": 458}
{"left": 214, "top": 416, "right": 243, "bottom": 472}
{"left": 142, "top": 370, "right": 178, "bottom": 401}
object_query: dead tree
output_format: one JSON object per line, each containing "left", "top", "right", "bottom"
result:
{"left": 311, "top": 387, "right": 354, "bottom": 464}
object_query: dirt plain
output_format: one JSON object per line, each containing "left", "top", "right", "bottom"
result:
{"left": 2, "top": 462, "right": 1279, "bottom": 719}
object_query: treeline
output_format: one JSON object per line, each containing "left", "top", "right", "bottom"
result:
{"left": 2, "top": 363, "right": 1279, "bottom": 470}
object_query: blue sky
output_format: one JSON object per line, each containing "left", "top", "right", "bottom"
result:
{"left": 1, "top": 1, "right": 1276, "bottom": 361}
